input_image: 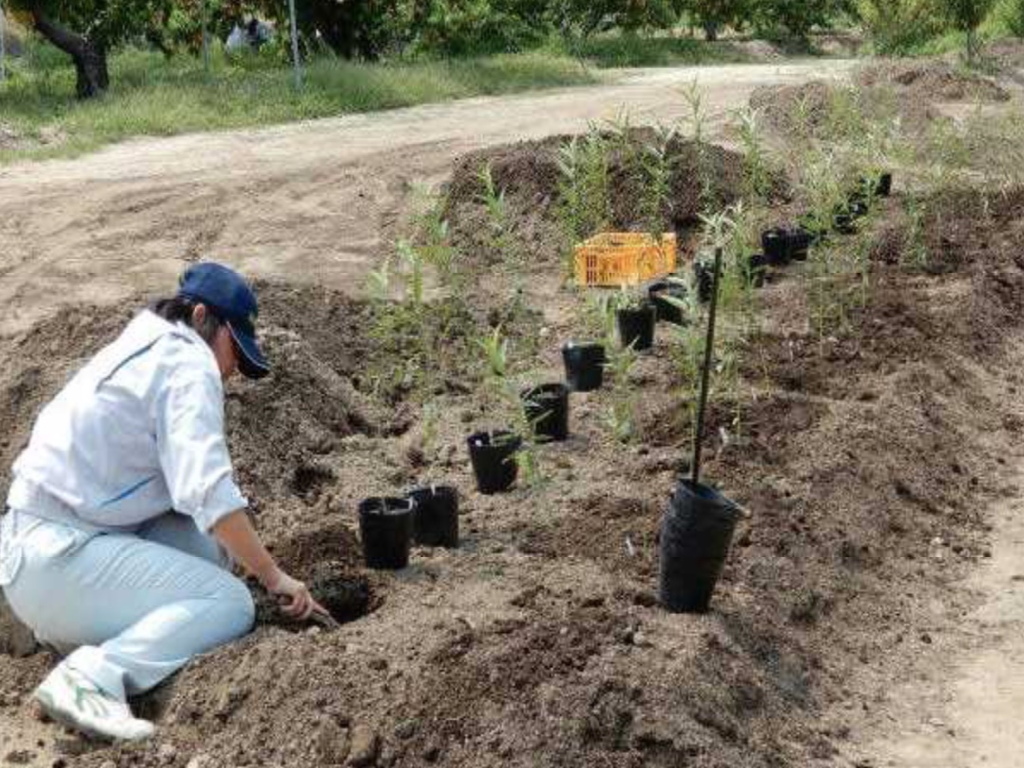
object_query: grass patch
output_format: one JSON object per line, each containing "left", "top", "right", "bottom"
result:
{"left": 0, "top": 45, "right": 598, "bottom": 163}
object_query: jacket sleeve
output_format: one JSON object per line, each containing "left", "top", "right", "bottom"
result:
{"left": 154, "top": 370, "right": 248, "bottom": 532}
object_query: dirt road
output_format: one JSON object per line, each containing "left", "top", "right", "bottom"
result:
{"left": 846, "top": 456, "right": 1024, "bottom": 768}
{"left": 0, "top": 60, "right": 853, "bottom": 338}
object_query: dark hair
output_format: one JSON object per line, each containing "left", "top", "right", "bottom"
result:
{"left": 150, "top": 296, "right": 223, "bottom": 345}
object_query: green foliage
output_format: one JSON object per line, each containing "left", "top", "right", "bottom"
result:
{"left": 734, "top": 107, "right": 773, "bottom": 202}
{"left": 366, "top": 233, "right": 476, "bottom": 400}
{"left": 477, "top": 325, "right": 510, "bottom": 378}
{"left": 603, "top": 343, "right": 639, "bottom": 442}
{"left": 551, "top": 0, "right": 679, "bottom": 42}
{"left": 750, "top": 0, "right": 845, "bottom": 39}
{"left": 475, "top": 325, "right": 545, "bottom": 486}
{"left": 639, "top": 124, "right": 678, "bottom": 233}
{"left": 1001, "top": 0, "right": 1024, "bottom": 37}
{"left": 7, "top": 0, "right": 166, "bottom": 47}
{"left": 855, "top": 0, "right": 949, "bottom": 54}
{"left": 676, "top": 0, "right": 749, "bottom": 40}
{"left": 682, "top": 80, "right": 714, "bottom": 214}
{"left": 556, "top": 128, "right": 610, "bottom": 262}
{"left": 944, "top": 0, "right": 998, "bottom": 59}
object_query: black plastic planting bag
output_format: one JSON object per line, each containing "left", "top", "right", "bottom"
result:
{"left": 359, "top": 497, "right": 414, "bottom": 570}
{"left": 522, "top": 383, "right": 570, "bottom": 443}
{"left": 467, "top": 431, "right": 521, "bottom": 494}
{"left": 408, "top": 485, "right": 459, "bottom": 548}
{"left": 616, "top": 304, "right": 656, "bottom": 351}
{"left": 562, "top": 342, "right": 605, "bottom": 392}
{"left": 659, "top": 480, "right": 741, "bottom": 613}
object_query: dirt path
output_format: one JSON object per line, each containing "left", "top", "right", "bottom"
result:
{"left": 0, "top": 59, "right": 853, "bottom": 338}
{"left": 842, "top": 453, "right": 1024, "bottom": 768}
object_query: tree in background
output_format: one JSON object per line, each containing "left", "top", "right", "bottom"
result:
{"left": 751, "top": 0, "right": 847, "bottom": 40}
{"left": 7, "top": 0, "right": 173, "bottom": 97}
{"left": 551, "top": 0, "right": 679, "bottom": 44}
{"left": 1003, "top": 0, "right": 1024, "bottom": 38}
{"left": 855, "top": 0, "right": 947, "bottom": 53}
{"left": 678, "top": 0, "right": 748, "bottom": 41}
{"left": 945, "top": 0, "right": 997, "bottom": 60}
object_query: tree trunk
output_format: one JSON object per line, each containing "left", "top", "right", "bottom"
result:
{"left": 704, "top": 22, "right": 719, "bottom": 42}
{"left": 31, "top": 8, "right": 109, "bottom": 98}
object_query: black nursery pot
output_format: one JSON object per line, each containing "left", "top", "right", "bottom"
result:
{"left": 562, "top": 342, "right": 605, "bottom": 392}
{"left": 876, "top": 172, "right": 893, "bottom": 197}
{"left": 761, "top": 228, "right": 791, "bottom": 265}
{"left": 359, "top": 497, "right": 415, "bottom": 570}
{"left": 762, "top": 227, "right": 813, "bottom": 264}
{"left": 616, "top": 303, "right": 656, "bottom": 351}
{"left": 833, "top": 211, "right": 857, "bottom": 235}
{"left": 521, "top": 383, "right": 570, "bottom": 443}
{"left": 746, "top": 253, "right": 768, "bottom": 287}
{"left": 467, "top": 430, "right": 522, "bottom": 495}
{"left": 408, "top": 485, "right": 459, "bottom": 548}
{"left": 693, "top": 261, "right": 714, "bottom": 303}
{"left": 648, "top": 280, "right": 687, "bottom": 325}
{"left": 659, "top": 480, "right": 741, "bottom": 614}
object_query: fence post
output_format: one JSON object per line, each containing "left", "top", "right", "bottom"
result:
{"left": 201, "top": 0, "right": 210, "bottom": 76}
{"left": 0, "top": 0, "right": 6, "bottom": 83}
{"left": 287, "top": 0, "right": 301, "bottom": 89}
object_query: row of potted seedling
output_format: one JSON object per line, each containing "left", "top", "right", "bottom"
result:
{"left": 358, "top": 173, "right": 894, "bottom": 572}
{"left": 692, "top": 171, "right": 893, "bottom": 299}
{"left": 356, "top": 310, "right": 665, "bottom": 570}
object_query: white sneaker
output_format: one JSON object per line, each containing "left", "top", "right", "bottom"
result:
{"left": 33, "top": 666, "right": 155, "bottom": 742}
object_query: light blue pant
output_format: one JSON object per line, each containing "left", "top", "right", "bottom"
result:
{"left": 2, "top": 511, "right": 254, "bottom": 702}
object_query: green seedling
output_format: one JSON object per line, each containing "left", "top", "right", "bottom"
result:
{"left": 603, "top": 342, "right": 639, "bottom": 443}
{"left": 477, "top": 325, "right": 509, "bottom": 379}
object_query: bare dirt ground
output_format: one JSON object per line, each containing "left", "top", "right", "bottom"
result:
{"left": 844, "top": 434, "right": 1024, "bottom": 768}
{"left": 0, "top": 60, "right": 852, "bottom": 337}
{"left": 3, "top": 56, "right": 1024, "bottom": 768}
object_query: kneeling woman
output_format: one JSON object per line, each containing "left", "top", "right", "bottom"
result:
{"left": 0, "top": 263, "right": 324, "bottom": 741}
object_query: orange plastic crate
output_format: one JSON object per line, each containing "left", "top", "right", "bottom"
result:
{"left": 574, "top": 232, "right": 678, "bottom": 287}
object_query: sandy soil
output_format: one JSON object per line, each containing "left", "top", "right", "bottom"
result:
{"left": 0, "top": 60, "right": 852, "bottom": 338}
{"left": 844, "top": 433, "right": 1024, "bottom": 768}
{"left": 4, "top": 56, "right": 1024, "bottom": 768}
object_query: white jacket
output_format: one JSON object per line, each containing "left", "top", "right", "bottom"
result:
{"left": 5, "top": 310, "right": 247, "bottom": 537}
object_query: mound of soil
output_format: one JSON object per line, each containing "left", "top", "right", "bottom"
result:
{"left": 442, "top": 131, "right": 763, "bottom": 269}
{"left": 749, "top": 78, "right": 938, "bottom": 140}
{"left": 858, "top": 60, "right": 1010, "bottom": 103}
{"left": 749, "top": 80, "right": 835, "bottom": 137}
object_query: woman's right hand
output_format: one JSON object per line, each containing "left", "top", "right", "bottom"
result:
{"left": 211, "top": 511, "right": 331, "bottom": 622}
{"left": 263, "top": 568, "right": 324, "bottom": 620}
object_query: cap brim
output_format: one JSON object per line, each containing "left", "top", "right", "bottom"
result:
{"left": 227, "top": 321, "right": 270, "bottom": 380}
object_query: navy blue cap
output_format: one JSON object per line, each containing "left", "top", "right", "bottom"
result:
{"left": 177, "top": 262, "right": 270, "bottom": 380}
